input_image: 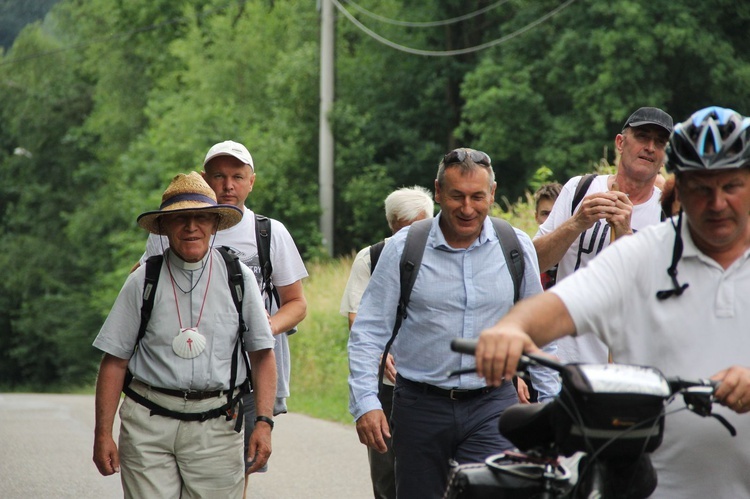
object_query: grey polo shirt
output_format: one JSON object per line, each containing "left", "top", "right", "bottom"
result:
{"left": 93, "top": 248, "right": 274, "bottom": 391}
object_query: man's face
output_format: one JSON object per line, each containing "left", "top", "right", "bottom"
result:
{"left": 677, "top": 168, "right": 750, "bottom": 256}
{"left": 535, "top": 197, "right": 555, "bottom": 225}
{"left": 434, "top": 166, "right": 495, "bottom": 248}
{"left": 202, "top": 156, "right": 255, "bottom": 208}
{"left": 616, "top": 125, "right": 669, "bottom": 182}
{"left": 160, "top": 212, "right": 219, "bottom": 263}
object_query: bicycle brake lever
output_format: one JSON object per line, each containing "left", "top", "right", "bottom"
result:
{"left": 682, "top": 386, "right": 715, "bottom": 417}
{"left": 711, "top": 413, "right": 737, "bottom": 437}
{"left": 680, "top": 386, "right": 737, "bottom": 437}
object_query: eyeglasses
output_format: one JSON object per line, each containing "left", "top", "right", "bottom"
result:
{"left": 443, "top": 149, "right": 492, "bottom": 167}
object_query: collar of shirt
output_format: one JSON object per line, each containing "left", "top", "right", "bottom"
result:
{"left": 431, "top": 212, "right": 498, "bottom": 251}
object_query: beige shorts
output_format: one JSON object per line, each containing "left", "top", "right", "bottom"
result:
{"left": 118, "top": 380, "right": 244, "bottom": 499}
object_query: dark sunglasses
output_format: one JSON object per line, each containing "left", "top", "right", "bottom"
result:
{"left": 443, "top": 149, "right": 492, "bottom": 167}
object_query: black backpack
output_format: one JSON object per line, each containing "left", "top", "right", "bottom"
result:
{"left": 571, "top": 174, "right": 597, "bottom": 215}
{"left": 376, "top": 217, "right": 526, "bottom": 388}
{"left": 122, "top": 246, "right": 250, "bottom": 430}
{"left": 254, "top": 214, "right": 279, "bottom": 312}
{"left": 369, "top": 240, "right": 386, "bottom": 274}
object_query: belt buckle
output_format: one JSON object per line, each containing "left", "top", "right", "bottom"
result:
{"left": 449, "top": 389, "right": 468, "bottom": 400}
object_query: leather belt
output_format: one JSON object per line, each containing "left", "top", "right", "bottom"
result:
{"left": 149, "top": 385, "right": 227, "bottom": 401}
{"left": 398, "top": 375, "right": 494, "bottom": 401}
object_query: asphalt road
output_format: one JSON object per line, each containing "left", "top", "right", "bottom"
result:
{"left": 0, "top": 393, "right": 372, "bottom": 499}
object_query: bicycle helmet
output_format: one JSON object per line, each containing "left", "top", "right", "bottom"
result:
{"left": 666, "top": 106, "right": 750, "bottom": 172}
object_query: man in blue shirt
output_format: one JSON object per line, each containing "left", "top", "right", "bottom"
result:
{"left": 348, "top": 148, "right": 557, "bottom": 498}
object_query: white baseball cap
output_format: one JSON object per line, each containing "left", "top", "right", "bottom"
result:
{"left": 203, "top": 140, "right": 254, "bottom": 170}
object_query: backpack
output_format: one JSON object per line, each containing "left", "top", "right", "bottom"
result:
{"left": 254, "top": 214, "right": 278, "bottom": 311}
{"left": 571, "top": 173, "right": 597, "bottom": 215}
{"left": 369, "top": 240, "right": 386, "bottom": 274}
{"left": 254, "top": 213, "right": 297, "bottom": 334}
{"left": 122, "top": 246, "right": 250, "bottom": 430}
{"left": 376, "top": 217, "right": 526, "bottom": 388}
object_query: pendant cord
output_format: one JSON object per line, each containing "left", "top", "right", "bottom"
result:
{"left": 167, "top": 251, "right": 214, "bottom": 328}
{"left": 166, "top": 249, "right": 210, "bottom": 295}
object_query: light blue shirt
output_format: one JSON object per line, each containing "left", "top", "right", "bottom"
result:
{"left": 348, "top": 214, "right": 559, "bottom": 420}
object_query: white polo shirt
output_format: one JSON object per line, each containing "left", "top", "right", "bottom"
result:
{"left": 551, "top": 218, "right": 750, "bottom": 498}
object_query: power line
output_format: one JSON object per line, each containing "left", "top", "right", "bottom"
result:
{"left": 332, "top": 0, "right": 579, "bottom": 57}
{"left": 342, "top": 0, "right": 511, "bottom": 28}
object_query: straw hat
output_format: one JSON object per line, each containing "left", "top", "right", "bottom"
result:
{"left": 137, "top": 172, "right": 243, "bottom": 235}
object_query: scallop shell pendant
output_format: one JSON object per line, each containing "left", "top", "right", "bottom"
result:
{"left": 172, "top": 328, "right": 206, "bottom": 359}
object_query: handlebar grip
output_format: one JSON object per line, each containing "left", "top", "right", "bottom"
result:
{"left": 450, "top": 339, "right": 563, "bottom": 374}
{"left": 450, "top": 338, "right": 478, "bottom": 355}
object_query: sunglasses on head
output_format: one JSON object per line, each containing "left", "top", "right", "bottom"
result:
{"left": 443, "top": 149, "right": 492, "bottom": 167}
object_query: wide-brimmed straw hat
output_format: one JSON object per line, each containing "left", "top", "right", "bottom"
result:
{"left": 137, "top": 172, "right": 243, "bottom": 235}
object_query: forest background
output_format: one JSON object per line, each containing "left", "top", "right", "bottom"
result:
{"left": 1, "top": 0, "right": 749, "bottom": 422}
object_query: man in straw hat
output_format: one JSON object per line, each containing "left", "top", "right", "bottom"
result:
{"left": 138, "top": 141, "right": 308, "bottom": 483}
{"left": 93, "top": 172, "right": 277, "bottom": 498}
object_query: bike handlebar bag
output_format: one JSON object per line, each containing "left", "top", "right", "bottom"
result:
{"left": 553, "top": 363, "right": 671, "bottom": 458}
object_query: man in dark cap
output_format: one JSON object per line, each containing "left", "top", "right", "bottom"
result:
{"left": 532, "top": 107, "right": 673, "bottom": 364}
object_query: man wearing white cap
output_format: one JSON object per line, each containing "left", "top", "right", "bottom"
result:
{"left": 139, "top": 141, "right": 308, "bottom": 479}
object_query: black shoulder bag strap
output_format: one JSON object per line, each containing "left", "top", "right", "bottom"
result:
{"left": 123, "top": 254, "right": 163, "bottom": 391}
{"left": 571, "top": 173, "right": 597, "bottom": 215}
{"left": 218, "top": 246, "right": 252, "bottom": 428}
{"left": 376, "top": 219, "right": 432, "bottom": 390}
{"left": 490, "top": 217, "right": 525, "bottom": 304}
{"left": 369, "top": 240, "right": 386, "bottom": 275}
{"left": 255, "top": 214, "right": 278, "bottom": 310}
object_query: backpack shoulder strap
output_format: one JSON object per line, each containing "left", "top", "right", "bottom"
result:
{"left": 376, "top": 218, "right": 432, "bottom": 389}
{"left": 138, "top": 254, "right": 164, "bottom": 346}
{"left": 217, "top": 246, "right": 245, "bottom": 318}
{"left": 571, "top": 173, "right": 597, "bottom": 215}
{"left": 368, "top": 240, "right": 386, "bottom": 275}
{"left": 490, "top": 217, "right": 525, "bottom": 303}
{"left": 217, "top": 246, "right": 252, "bottom": 415}
{"left": 254, "top": 214, "right": 272, "bottom": 291}
{"left": 125, "top": 254, "right": 163, "bottom": 391}
{"left": 398, "top": 219, "right": 432, "bottom": 316}
{"left": 254, "top": 214, "right": 280, "bottom": 313}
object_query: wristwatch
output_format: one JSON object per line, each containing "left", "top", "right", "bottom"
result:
{"left": 255, "top": 415, "right": 274, "bottom": 430}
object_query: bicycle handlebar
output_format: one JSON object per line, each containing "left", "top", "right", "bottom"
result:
{"left": 446, "top": 337, "right": 736, "bottom": 499}
{"left": 450, "top": 338, "right": 719, "bottom": 397}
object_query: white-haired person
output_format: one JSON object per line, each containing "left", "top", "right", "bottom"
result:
{"left": 93, "top": 172, "right": 276, "bottom": 498}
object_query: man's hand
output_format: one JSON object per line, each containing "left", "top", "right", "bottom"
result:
{"left": 515, "top": 376, "right": 531, "bottom": 404}
{"left": 246, "top": 422, "right": 272, "bottom": 474}
{"left": 712, "top": 366, "right": 750, "bottom": 414}
{"left": 93, "top": 435, "right": 120, "bottom": 476}
{"left": 382, "top": 354, "right": 397, "bottom": 384}
{"left": 355, "top": 409, "right": 390, "bottom": 454}
{"left": 476, "top": 324, "right": 543, "bottom": 387}
{"left": 574, "top": 192, "right": 633, "bottom": 236}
